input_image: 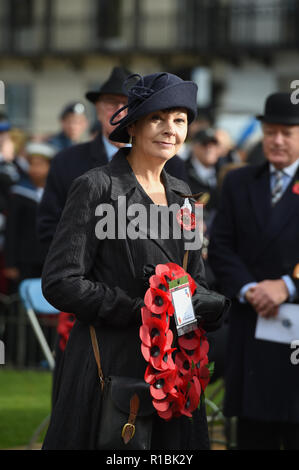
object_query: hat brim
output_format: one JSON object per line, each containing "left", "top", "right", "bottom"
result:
{"left": 85, "top": 88, "right": 128, "bottom": 104}
{"left": 256, "top": 114, "right": 299, "bottom": 125}
{"left": 85, "top": 91, "right": 101, "bottom": 104}
{"left": 109, "top": 82, "right": 197, "bottom": 143}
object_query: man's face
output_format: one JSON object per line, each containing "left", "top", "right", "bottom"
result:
{"left": 262, "top": 123, "right": 299, "bottom": 169}
{"left": 192, "top": 141, "right": 219, "bottom": 168}
{"left": 61, "top": 113, "right": 88, "bottom": 142}
{"left": 95, "top": 94, "right": 128, "bottom": 142}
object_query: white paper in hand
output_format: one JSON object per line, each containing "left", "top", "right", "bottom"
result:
{"left": 255, "top": 303, "right": 299, "bottom": 344}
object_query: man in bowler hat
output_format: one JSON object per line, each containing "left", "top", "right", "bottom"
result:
{"left": 208, "top": 92, "right": 299, "bottom": 449}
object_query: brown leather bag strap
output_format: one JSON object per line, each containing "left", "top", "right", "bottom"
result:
{"left": 183, "top": 250, "right": 189, "bottom": 272}
{"left": 122, "top": 394, "right": 140, "bottom": 444}
{"left": 89, "top": 325, "right": 105, "bottom": 391}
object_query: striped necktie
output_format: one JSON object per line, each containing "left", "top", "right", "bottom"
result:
{"left": 271, "top": 170, "right": 284, "bottom": 206}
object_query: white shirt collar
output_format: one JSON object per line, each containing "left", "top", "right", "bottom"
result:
{"left": 270, "top": 158, "right": 299, "bottom": 178}
{"left": 191, "top": 156, "right": 216, "bottom": 180}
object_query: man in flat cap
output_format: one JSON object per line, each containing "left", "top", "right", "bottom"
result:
{"left": 47, "top": 101, "right": 88, "bottom": 152}
{"left": 208, "top": 92, "right": 299, "bottom": 449}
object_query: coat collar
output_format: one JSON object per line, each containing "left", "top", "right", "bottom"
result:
{"left": 109, "top": 147, "right": 189, "bottom": 201}
{"left": 108, "top": 148, "right": 190, "bottom": 264}
{"left": 90, "top": 132, "right": 109, "bottom": 165}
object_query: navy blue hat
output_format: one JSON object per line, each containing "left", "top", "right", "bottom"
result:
{"left": 109, "top": 72, "right": 198, "bottom": 143}
{"left": 256, "top": 92, "right": 299, "bottom": 125}
{"left": 85, "top": 66, "right": 132, "bottom": 104}
{"left": 60, "top": 102, "right": 86, "bottom": 119}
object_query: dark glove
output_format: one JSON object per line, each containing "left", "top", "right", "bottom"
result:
{"left": 192, "top": 285, "right": 231, "bottom": 332}
{"left": 141, "top": 264, "right": 156, "bottom": 293}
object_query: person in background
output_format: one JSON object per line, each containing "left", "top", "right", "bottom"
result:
{"left": 4, "top": 142, "right": 55, "bottom": 291}
{"left": 209, "top": 92, "right": 299, "bottom": 449}
{"left": 47, "top": 102, "right": 88, "bottom": 152}
{"left": 214, "top": 128, "right": 242, "bottom": 169}
{"left": 185, "top": 128, "right": 220, "bottom": 233}
{"left": 0, "top": 114, "right": 23, "bottom": 294}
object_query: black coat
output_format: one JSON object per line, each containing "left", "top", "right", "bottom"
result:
{"left": 5, "top": 183, "right": 44, "bottom": 279}
{"left": 41, "top": 149, "right": 210, "bottom": 450}
{"left": 208, "top": 161, "right": 299, "bottom": 422}
{"left": 37, "top": 133, "right": 189, "bottom": 256}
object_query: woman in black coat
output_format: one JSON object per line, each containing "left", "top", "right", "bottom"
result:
{"left": 41, "top": 72, "right": 229, "bottom": 450}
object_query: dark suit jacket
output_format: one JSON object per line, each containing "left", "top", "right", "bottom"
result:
{"left": 5, "top": 184, "right": 44, "bottom": 278}
{"left": 41, "top": 148, "right": 209, "bottom": 450}
{"left": 208, "top": 161, "right": 299, "bottom": 422}
{"left": 37, "top": 133, "right": 189, "bottom": 255}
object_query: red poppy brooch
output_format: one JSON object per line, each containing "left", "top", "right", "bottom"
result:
{"left": 139, "top": 262, "right": 212, "bottom": 421}
{"left": 292, "top": 180, "right": 299, "bottom": 195}
{"left": 176, "top": 198, "right": 196, "bottom": 231}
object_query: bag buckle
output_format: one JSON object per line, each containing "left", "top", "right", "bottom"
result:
{"left": 121, "top": 423, "right": 135, "bottom": 444}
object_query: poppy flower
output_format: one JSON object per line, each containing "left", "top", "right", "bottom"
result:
{"left": 149, "top": 274, "right": 169, "bottom": 292}
{"left": 292, "top": 181, "right": 299, "bottom": 195}
{"left": 141, "top": 329, "right": 174, "bottom": 370}
{"left": 178, "top": 330, "right": 201, "bottom": 351}
{"left": 174, "top": 352, "right": 193, "bottom": 376}
{"left": 176, "top": 207, "right": 196, "bottom": 231}
{"left": 144, "top": 287, "right": 171, "bottom": 315}
{"left": 180, "top": 377, "right": 201, "bottom": 417}
{"left": 197, "top": 364, "right": 210, "bottom": 392}
{"left": 141, "top": 306, "right": 169, "bottom": 330}
{"left": 149, "top": 368, "right": 177, "bottom": 399}
{"left": 140, "top": 316, "right": 166, "bottom": 347}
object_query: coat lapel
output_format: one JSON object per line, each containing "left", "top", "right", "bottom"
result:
{"left": 248, "top": 162, "right": 272, "bottom": 233}
{"left": 251, "top": 162, "right": 299, "bottom": 259}
{"left": 108, "top": 149, "right": 189, "bottom": 264}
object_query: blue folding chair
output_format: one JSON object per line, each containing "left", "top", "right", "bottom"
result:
{"left": 19, "top": 278, "right": 60, "bottom": 371}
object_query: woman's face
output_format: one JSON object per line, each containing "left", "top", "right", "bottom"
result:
{"left": 128, "top": 108, "right": 188, "bottom": 161}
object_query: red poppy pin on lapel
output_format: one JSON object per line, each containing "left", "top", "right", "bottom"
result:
{"left": 176, "top": 198, "right": 196, "bottom": 231}
{"left": 292, "top": 181, "right": 299, "bottom": 195}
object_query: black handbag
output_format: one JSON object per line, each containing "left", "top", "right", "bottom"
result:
{"left": 89, "top": 325, "right": 154, "bottom": 450}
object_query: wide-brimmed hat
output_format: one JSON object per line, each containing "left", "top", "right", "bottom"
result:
{"left": 85, "top": 66, "right": 132, "bottom": 104}
{"left": 256, "top": 92, "right": 299, "bottom": 125}
{"left": 109, "top": 72, "right": 198, "bottom": 143}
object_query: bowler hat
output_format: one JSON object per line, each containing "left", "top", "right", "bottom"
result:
{"left": 85, "top": 66, "right": 132, "bottom": 103}
{"left": 256, "top": 92, "right": 299, "bottom": 125}
{"left": 109, "top": 72, "right": 198, "bottom": 143}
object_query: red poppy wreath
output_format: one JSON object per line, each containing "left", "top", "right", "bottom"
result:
{"left": 139, "top": 262, "right": 212, "bottom": 421}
